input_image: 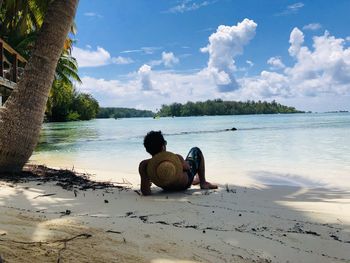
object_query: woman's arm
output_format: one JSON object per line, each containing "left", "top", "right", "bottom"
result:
{"left": 138, "top": 159, "right": 151, "bottom": 195}
{"left": 176, "top": 154, "right": 190, "bottom": 171}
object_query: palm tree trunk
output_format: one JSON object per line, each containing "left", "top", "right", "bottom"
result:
{"left": 0, "top": 0, "right": 79, "bottom": 172}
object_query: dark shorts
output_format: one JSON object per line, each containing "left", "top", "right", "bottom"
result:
{"left": 185, "top": 147, "right": 202, "bottom": 187}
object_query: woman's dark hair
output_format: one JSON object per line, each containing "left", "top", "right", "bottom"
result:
{"left": 143, "top": 131, "right": 166, "bottom": 156}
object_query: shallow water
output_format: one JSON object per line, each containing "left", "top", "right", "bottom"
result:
{"left": 31, "top": 113, "right": 350, "bottom": 189}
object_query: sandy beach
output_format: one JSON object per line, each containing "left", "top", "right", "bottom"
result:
{"left": 0, "top": 166, "right": 349, "bottom": 263}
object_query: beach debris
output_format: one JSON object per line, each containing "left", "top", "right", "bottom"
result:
{"left": 225, "top": 184, "right": 236, "bottom": 193}
{"left": 139, "top": 216, "right": 148, "bottom": 222}
{"left": 134, "top": 190, "right": 141, "bottom": 195}
{"left": 104, "top": 199, "right": 109, "bottom": 203}
{"left": 156, "top": 221, "right": 168, "bottom": 225}
{"left": 33, "top": 193, "right": 56, "bottom": 199}
{"left": 119, "top": 178, "right": 132, "bottom": 185}
{"left": 287, "top": 223, "right": 321, "bottom": 237}
{"left": 304, "top": 230, "right": 320, "bottom": 236}
{"left": 173, "top": 222, "right": 198, "bottom": 229}
{"left": 330, "top": 234, "right": 339, "bottom": 241}
{"left": 106, "top": 230, "right": 122, "bottom": 234}
{"left": 0, "top": 165, "right": 128, "bottom": 192}
{"left": 329, "top": 234, "right": 350, "bottom": 243}
{"left": 60, "top": 209, "right": 71, "bottom": 216}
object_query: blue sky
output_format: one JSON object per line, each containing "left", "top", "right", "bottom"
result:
{"left": 73, "top": 0, "right": 350, "bottom": 112}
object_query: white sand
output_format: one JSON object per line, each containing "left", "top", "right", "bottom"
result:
{"left": 1, "top": 176, "right": 350, "bottom": 262}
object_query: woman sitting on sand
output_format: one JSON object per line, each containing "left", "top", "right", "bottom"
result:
{"left": 138, "top": 131, "right": 217, "bottom": 195}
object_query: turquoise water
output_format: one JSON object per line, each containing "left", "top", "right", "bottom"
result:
{"left": 31, "top": 113, "right": 350, "bottom": 189}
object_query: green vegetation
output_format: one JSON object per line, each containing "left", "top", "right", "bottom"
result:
{"left": 158, "top": 99, "right": 303, "bottom": 117}
{"left": 97, "top": 107, "right": 154, "bottom": 119}
{"left": 46, "top": 81, "right": 99, "bottom": 122}
{"left": 0, "top": 0, "right": 98, "bottom": 122}
{"left": 98, "top": 100, "right": 302, "bottom": 119}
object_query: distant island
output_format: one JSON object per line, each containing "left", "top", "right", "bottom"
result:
{"left": 96, "top": 100, "right": 303, "bottom": 119}
{"left": 325, "top": 110, "right": 349, "bottom": 113}
{"left": 157, "top": 99, "right": 303, "bottom": 117}
{"left": 97, "top": 107, "right": 154, "bottom": 118}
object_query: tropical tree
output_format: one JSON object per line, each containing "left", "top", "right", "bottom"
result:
{"left": 0, "top": 0, "right": 47, "bottom": 55}
{"left": 0, "top": 0, "right": 79, "bottom": 172}
{"left": 0, "top": 0, "right": 80, "bottom": 86}
{"left": 46, "top": 80, "right": 75, "bottom": 122}
{"left": 72, "top": 93, "right": 99, "bottom": 120}
{"left": 1, "top": 0, "right": 89, "bottom": 122}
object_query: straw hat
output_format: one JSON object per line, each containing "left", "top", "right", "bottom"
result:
{"left": 147, "top": 151, "right": 183, "bottom": 188}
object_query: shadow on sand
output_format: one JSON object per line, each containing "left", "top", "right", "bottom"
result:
{"left": 0, "top": 167, "right": 350, "bottom": 262}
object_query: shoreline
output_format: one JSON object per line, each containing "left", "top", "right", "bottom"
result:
{"left": 1, "top": 165, "right": 350, "bottom": 262}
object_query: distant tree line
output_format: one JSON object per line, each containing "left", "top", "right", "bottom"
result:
{"left": 97, "top": 107, "right": 154, "bottom": 119}
{"left": 158, "top": 99, "right": 303, "bottom": 117}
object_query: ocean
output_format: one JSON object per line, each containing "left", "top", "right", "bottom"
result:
{"left": 30, "top": 113, "right": 350, "bottom": 190}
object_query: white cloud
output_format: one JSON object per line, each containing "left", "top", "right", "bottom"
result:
{"left": 286, "top": 29, "right": 350, "bottom": 93}
{"left": 246, "top": 60, "right": 254, "bottom": 67}
{"left": 242, "top": 28, "right": 350, "bottom": 99}
{"left": 201, "top": 18, "right": 257, "bottom": 92}
{"left": 78, "top": 69, "right": 218, "bottom": 110}
{"left": 79, "top": 76, "right": 138, "bottom": 96}
{"left": 166, "top": 0, "right": 215, "bottom": 14}
{"left": 288, "top": 2, "right": 304, "bottom": 11}
{"left": 120, "top": 49, "right": 143, "bottom": 54}
{"left": 84, "top": 12, "right": 102, "bottom": 18}
{"left": 141, "top": 47, "right": 162, "bottom": 55}
{"left": 112, "top": 56, "right": 134, "bottom": 65}
{"left": 303, "top": 23, "right": 322, "bottom": 31}
{"left": 276, "top": 2, "right": 304, "bottom": 16}
{"left": 267, "top": 56, "right": 285, "bottom": 69}
{"left": 72, "top": 47, "right": 110, "bottom": 67}
{"left": 149, "top": 52, "right": 180, "bottom": 68}
{"left": 162, "top": 52, "right": 180, "bottom": 67}
{"left": 138, "top": 64, "right": 153, "bottom": 90}
{"left": 72, "top": 46, "right": 133, "bottom": 67}
{"left": 288, "top": 27, "right": 305, "bottom": 57}
{"left": 239, "top": 71, "right": 291, "bottom": 98}
{"left": 120, "top": 46, "right": 162, "bottom": 55}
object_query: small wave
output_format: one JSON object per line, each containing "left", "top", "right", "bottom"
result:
{"left": 163, "top": 128, "right": 238, "bottom": 137}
